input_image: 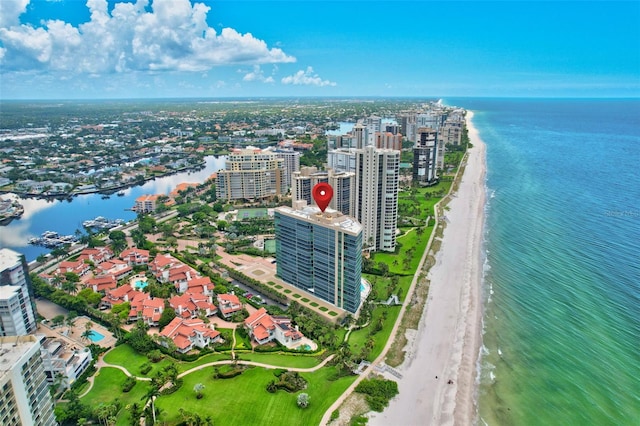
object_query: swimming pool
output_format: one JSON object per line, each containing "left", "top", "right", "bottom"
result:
{"left": 88, "top": 330, "right": 105, "bottom": 342}
{"left": 133, "top": 279, "right": 148, "bottom": 290}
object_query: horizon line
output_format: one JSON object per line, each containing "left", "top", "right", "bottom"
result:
{"left": 1, "top": 95, "right": 639, "bottom": 102}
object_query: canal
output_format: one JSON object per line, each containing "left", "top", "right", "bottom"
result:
{"left": 0, "top": 156, "right": 226, "bottom": 261}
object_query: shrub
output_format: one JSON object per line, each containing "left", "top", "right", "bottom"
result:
{"left": 140, "top": 363, "right": 152, "bottom": 375}
{"left": 122, "top": 376, "right": 137, "bottom": 393}
{"left": 297, "top": 393, "right": 309, "bottom": 408}
{"left": 265, "top": 371, "right": 308, "bottom": 393}
{"left": 147, "top": 349, "right": 164, "bottom": 363}
{"left": 355, "top": 378, "right": 399, "bottom": 412}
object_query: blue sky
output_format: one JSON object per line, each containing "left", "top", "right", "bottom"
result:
{"left": 1, "top": 0, "right": 638, "bottom": 99}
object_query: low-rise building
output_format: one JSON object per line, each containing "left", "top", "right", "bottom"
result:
{"left": 244, "top": 308, "right": 304, "bottom": 348}
{"left": 169, "top": 292, "right": 218, "bottom": 319}
{"left": 159, "top": 317, "right": 221, "bottom": 353}
{"left": 120, "top": 248, "right": 150, "bottom": 266}
{"left": 39, "top": 335, "right": 92, "bottom": 390}
{"left": 216, "top": 294, "right": 243, "bottom": 319}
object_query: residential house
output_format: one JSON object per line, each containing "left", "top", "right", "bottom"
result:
{"left": 77, "top": 247, "right": 113, "bottom": 265}
{"left": 129, "top": 295, "right": 164, "bottom": 326}
{"left": 100, "top": 284, "right": 144, "bottom": 308}
{"left": 159, "top": 317, "right": 221, "bottom": 354}
{"left": 244, "top": 308, "right": 304, "bottom": 348}
{"left": 120, "top": 248, "right": 150, "bottom": 266}
{"left": 96, "top": 259, "right": 132, "bottom": 281}
{"left": 216, "top": 294, "right": 243, "bottom": 319}
{"left": 169, "top": 292, "right": 218, "bottom": 319}
{"left": 149, "top": 254, "right": 182, "bottom": 281}
{"left": 176, "top": 275, "right": 214, "bottom": 295}
{"left": 56, "top": 260, "right": 90, "bottom": 277}
{"left": 84, "top": 275, "right": 117, "bottom": 293}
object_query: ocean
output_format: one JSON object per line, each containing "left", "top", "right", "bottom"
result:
{"left": 447, "top": 98, "right": 640, "bottom": 425}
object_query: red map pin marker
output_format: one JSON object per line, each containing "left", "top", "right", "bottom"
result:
{"left": 312, "top": 182, "right": 333, "bottom": 212}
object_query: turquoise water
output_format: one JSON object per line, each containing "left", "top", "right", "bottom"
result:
{"left": 448, "top": 99, "right": 640, "bottom": 425}
{"left": 133, "top": 279, "right": 148, "bottom": 290}
{"left": 88, "top": 330, "right": 105, "bottom": 342}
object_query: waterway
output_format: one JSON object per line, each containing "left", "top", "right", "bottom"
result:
{"left": 0, "top": 156, "right": 226, "bottom": 261}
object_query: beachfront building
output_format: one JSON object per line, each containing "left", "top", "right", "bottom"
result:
{"left": 215, "top": 147, "right": 286, "bottom": 202}
{"left": 291, "top": 167, "right": 356, "bottom": 217}
{"left": 275, "top": 202, "right": 362, "bottom": 313}
{"left": 355, "top": 146, "right": 400, "bottom": 252}
{"left": 413, "top": 127, "right": 439, "bottom": 186}
{"left": 0, "top": 249, "right": 37, "bottom": 336}
{"left": 0, "top": 335, "right": 57, "bottom": 426}
{"left": 439, "top": 110, "right": 465, "bottom": 146}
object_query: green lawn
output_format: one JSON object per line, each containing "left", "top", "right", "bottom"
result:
{"left": 176, "top": 352, "right": 234, "bottom": 374}
{"left": 237, "top": 352, "right": 323, "bottom": 368}
{"left": 103, "top": 344, "right": 173, "bottom": 378}
{"left": 370, "top": 224, "right": 433, "bottom": 276}
{"left": 155, "top": 365, "right": 355, "bottom": 425}
{"left": 348, "top": 305, "right": 402, "bottom": 361}
{"left": 80, "top": 367, "right": 152, "bottom": 425}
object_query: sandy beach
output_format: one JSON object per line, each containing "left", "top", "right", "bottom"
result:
{"left": 369, "top": 111, "right": 486, "bottom": 426}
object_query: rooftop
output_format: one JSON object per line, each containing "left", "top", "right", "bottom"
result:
{"left": 0, "top": 247, "right": 22, "bottom": 271}
{"left": 275, "top": 204, "right": 362, "bottom": 235}
{"left": 0, "top": 335, "right": 39, "bottom": 375}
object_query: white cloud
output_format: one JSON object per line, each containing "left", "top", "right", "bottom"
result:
{"left": 0, "top": 0, "right": 29, "bottom": 29}
{"left": 0, "top": 0, "right": 296, "bottom": 74}
{"left": 281, "top": 66, "right": 336, "bottom": 87}
{"left": 242, "top": 65, "right": 274, "bottom": 83}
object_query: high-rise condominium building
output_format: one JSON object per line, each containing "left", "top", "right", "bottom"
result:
{"left": 275, "top": 203, "right": 362, "bottom": 313}
{"left": 0, "top": 335, "right": 58, "bottom": 426}
{"left": 413, "top": 127, "right": 439, "bottom": 186}
{"left": 216, "top": 148, "right": 285, "bottom": 201}
{"left": 270, "top": 148, "right": 300, "bottom": 192}
{"left": 0, "top": 248, "right": 37, "bottom": 336}
{"left": 374, "top": 132, "right": 403, "bottom": 151}
{"left": 291, "top": 167, "right": 356, "bottom": 217}
{"left": 355, "top": 146, "right": 400, "bottom": 252}
{"left": 327, "top": 148, "right": 357, "bottom": 173}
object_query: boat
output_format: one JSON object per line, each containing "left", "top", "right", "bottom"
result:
{"left": 28, "top": 231, "right": 78, "bottom": 248}
{"left": 82, "top": 216, "right": 125, "bottom": 229}
{"left": 0, "top": 198, "right": 24, "bottom": 225}
{"left": 116, "top": 191, "right": 125, "bottom": 196}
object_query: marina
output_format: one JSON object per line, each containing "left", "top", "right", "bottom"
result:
{"left": 82, "top": 216, "right": 125, "bottom": 230}
{"left": 28, "top": 231, "right": 78, "bottom": 248}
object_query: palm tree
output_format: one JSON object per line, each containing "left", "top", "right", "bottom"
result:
{"left": 142, "top": 387, "right": 160, "bottom": 424}
{"left": 194, "top": 383, "right": 205, "bottom": 399}
{"left": 80, "top": 321, "right": 94, "bottom": 343}
{"left": 62, "top": 280, "right": 77, "bottom": 294}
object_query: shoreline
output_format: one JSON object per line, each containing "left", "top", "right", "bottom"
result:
{"left": 369, "top": 111, "right": 487, "bottom": 425}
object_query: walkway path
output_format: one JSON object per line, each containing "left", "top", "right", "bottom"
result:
{"left": 79, "top": 346, "right": 334, "bottom": 398}
{"left": 177, "top": 354, "right": 335, "bottom": 378}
